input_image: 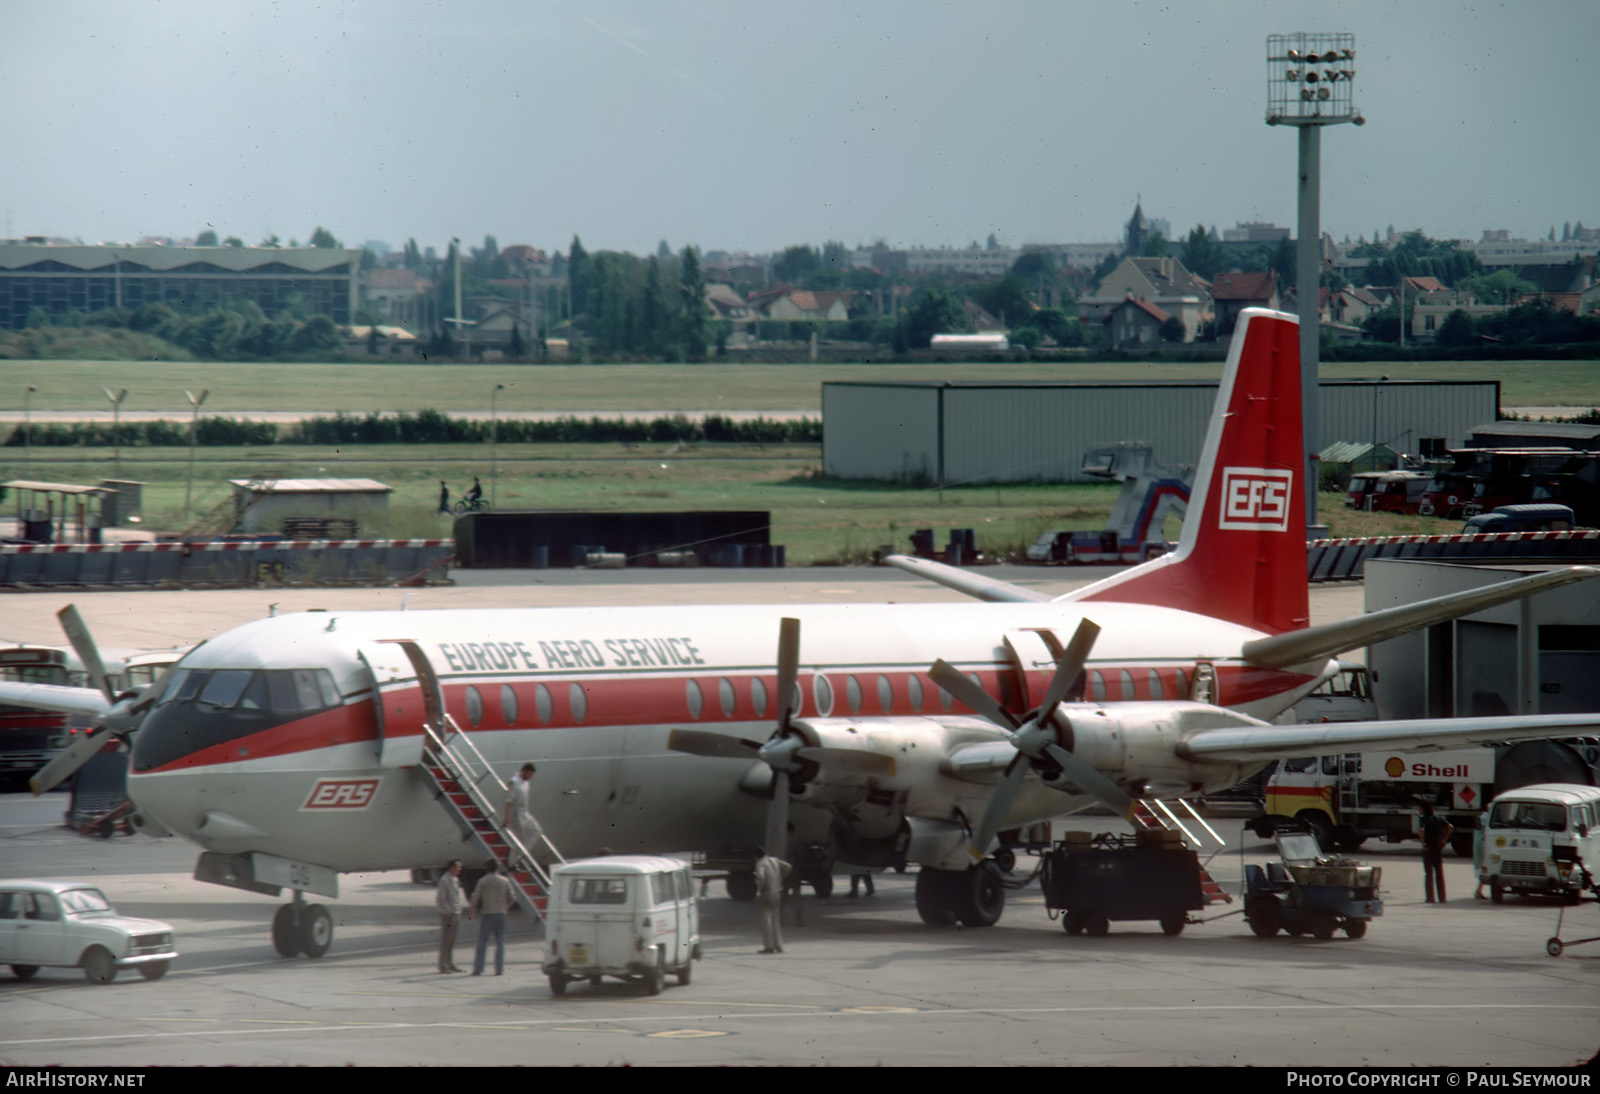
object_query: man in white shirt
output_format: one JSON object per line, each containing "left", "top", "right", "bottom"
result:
{"left": 504, "top": 762, "right": 542, "bottom": 864}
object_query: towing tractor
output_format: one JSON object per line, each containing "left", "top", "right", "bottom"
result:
{"left": 1256, "top": 739, "right": 1598, "bottom": 854}
{"left": 1244, "top": 828, "right": 1383, "bottom": 940}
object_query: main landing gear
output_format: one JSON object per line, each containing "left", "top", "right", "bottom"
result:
{"left": 271, "top": 892, "right": 333, "bottom": 958}
{"left": 915, "top": 862, "right": 1006, "bottom": 928}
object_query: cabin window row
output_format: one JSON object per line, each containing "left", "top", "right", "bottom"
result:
{"left": 453, "top": 666, "right": 1192, "bottom": 729}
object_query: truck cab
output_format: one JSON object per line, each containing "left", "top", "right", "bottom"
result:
{"left": 542, "top": 855, "right": 700, "bottom": 996}
{"left": 1480, "top": 783, "right": 1600, "bottom": 903}
{"left": 1461, "top": 503, "right": 1576, "bottom": 534}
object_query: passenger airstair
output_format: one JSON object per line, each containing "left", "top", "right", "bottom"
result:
{"left": 1133, "top": 798, "right": 1232, "bottom": 905}
{"left": 420, "top": 717, "right": 562, "bottom": 922}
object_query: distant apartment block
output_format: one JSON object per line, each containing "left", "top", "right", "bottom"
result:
{"left": 1222, "top": 221, "right": 1291, "bottom": 243}
{"left": 0, "top": 241, "right": 360, "bottom": 330}
{"left": 1462, "top": 235, "right": 1600, "bottom": 267}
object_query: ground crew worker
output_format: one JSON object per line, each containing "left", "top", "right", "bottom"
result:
{"left": 1419, "top": 801, "right": 1454, "bottom": 903}
{"left": 754, "top": 848, "right": 791, "bottom": 954}
{"left": 469, "top": 859, "right": 515, "bottom": 976}
{"left": 436, "top": 859, "right": 465, "bottom": 973}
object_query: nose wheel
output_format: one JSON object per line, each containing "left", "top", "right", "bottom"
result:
{"left": 271, "top": 896, "right": 334, "bottom": 958}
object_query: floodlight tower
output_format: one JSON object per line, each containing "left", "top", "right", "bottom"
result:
{"left": 1266, "top": 32, "right": 1363, "bottom": 533}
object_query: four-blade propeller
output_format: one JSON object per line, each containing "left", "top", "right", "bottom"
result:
{"left": 928, "top": 618, "right": 1134, "bottom": 861}
{"left": 667, "top": 616, "right": 893, "bottom": 857}
{"left": 29, "top": 606, "right": 156, "bottom": 794}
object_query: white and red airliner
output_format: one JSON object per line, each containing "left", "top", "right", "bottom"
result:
{"left": 11, "top": 308, "right": 1599, "bottom": 955}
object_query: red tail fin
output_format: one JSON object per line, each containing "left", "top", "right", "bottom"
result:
{"left": 1067, "top": 308, "right": 1308, "bottom": 634}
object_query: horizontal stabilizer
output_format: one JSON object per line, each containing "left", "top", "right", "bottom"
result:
{"left": 883, "top": 555, "right": 1052, "bottom": 603}
{"left": 0, "top": 682, "right": 110, "bottom": 718}
{"left": 1242, "top": 565, "right": 1598, "bottom": 668}
{"left": 1182, "top": 712, "right": 1600, "bottom": 764}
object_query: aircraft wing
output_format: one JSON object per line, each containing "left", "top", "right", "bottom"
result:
{"left": 0, "top": 682, "right": 111, "bottom": 718}
{"left": 883, "top": 555, "right": 1052, "bottom": 603}
{"left": 1181, "top": 712, "right": 1600, "bottom": 764}
{"left": 1242, "top": 566, "right": 1597, "bottom": 669}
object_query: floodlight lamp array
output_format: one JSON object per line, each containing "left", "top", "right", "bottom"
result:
{"left": 1265, "top": 32, "right": 1361, "bottom": 126}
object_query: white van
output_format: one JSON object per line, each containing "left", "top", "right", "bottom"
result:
{"left": 542, "top": 855, "right": 700, "bottom": 996}
{"left": 1480, "top": 783, "right": 1600, "bottom": 903}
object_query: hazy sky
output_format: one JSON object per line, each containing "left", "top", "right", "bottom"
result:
{"left": 3, "top": 0, "right": 1595, "bottom": 257}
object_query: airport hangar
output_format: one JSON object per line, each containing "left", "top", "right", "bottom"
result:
{"left": 0, "top": 241, "right": 361, "bottom": 329}
{"left": 821, "top": 379, "right": 1497, "bottom": 484}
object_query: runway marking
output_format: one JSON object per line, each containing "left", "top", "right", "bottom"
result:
{"left": 4, "top": 1003, "right": 1596, "bottom": 1048}
{"left": 841, "top": 1006, "right": 919, "bottom": 1014}
{"left": 547, "top": 1027, "right": 635, "bottom": 1034}
{"left": 338, "top": 991, "right": 510, "bottom": 999}
{"left": 640, "top": 1000, "right": 815, "bottom": 1009}
{"left": 646, "top": 1029, "right": 732, "bottom": 1039}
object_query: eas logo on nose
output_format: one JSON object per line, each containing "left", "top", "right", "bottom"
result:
{"left": 303, "top": 778, "right": 380, "bottom": 810}
{"left": 1219, "top": 467, "right": 1294, "bottom": 531}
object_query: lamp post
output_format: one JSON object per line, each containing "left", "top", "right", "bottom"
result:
{"left": 490, "top": 383, "right": 505, "bottom": 506}
{"left": 103, "top": 386, "right": 127, "bottom": 475}
{"left": 452, "top": 237, "right": 466, "bottom": 361}
{"left": 22, "top": 384, "right": 35, "bottom": 476}
{"left": 183, "top": 388, "right": 208, "bottom": 521}
{"left": 1266, "top": 32, "right": 1363, "bottom": 534}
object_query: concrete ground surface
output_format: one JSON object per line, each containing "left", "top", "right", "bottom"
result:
{"left": 1, "top": 568, "right": 1585, "bottom": 1067}
{"left": 0, "top": 793, "right": 1595, "bottom": 1068}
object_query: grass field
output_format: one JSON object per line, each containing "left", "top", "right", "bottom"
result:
{"left": 4, "top": 357, "right": 1600, "bottom": 414}
{"left": 6, "top": 441, "right": 1464, "bottom": 564}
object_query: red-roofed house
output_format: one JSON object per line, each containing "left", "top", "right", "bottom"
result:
{"left": 1104, "top": 295, "right": 1172, "bottom": 348}
{"left": 747, "top": 286, "right": 851, "bottom": 321}
{"left": 1210, "top": 270, "right": 1280, "bottom": 330}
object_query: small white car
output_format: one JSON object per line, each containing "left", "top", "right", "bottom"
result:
{"left": 0, "top": 879, "right": 178, "bottom": 983}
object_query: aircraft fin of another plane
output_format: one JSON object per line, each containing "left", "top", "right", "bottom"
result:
{"left": 1061, "top": 308, "right": 1309, "bottom": 635}
{"left": 1241, "top": 565, "right": 1599, "bottom": 668}
{"left": 1181, "top": 711, "right": 1600, "bottom": 764}
{"left": 882, "top": 555, "right": 1052, "bottom": 603}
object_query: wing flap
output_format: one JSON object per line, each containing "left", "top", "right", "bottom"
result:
{"left": 1181, "top": 713, "right": 1600, "bottom": 763}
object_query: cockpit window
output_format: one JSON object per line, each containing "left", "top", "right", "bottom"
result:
{"left": 198, "top": 670, "right": 253, "bottom": 709}
{"left": 160, "top": 669, "right": 340, "bottom": 713}
{"left": 134, "top": 667, "right": 346, "bottom": 772}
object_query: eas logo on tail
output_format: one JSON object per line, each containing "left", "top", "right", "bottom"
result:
{"left": 1219, "top": 468, "right": 1294, "bottom": 531}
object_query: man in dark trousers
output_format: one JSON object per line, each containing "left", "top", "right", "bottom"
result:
{"left": 464, "top": 477, "right": 483, "bottom": 506}
{"left": 437, "top": 481, "right": 450, "bottom": 514}
{"left": 1419, "top": 801, "right": 1454, "bottom": 904}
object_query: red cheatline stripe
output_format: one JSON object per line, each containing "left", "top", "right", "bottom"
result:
{"left": 0, "top": 539, "right": 451, "bottom": 555}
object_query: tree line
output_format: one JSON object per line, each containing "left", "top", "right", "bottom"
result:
{"left": 2, "top": 410, "right": 821, "bottom": 448}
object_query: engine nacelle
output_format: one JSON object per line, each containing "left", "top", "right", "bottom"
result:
{"left": 1053, "top": 701, "right": 1267, "bottom": 796}
{"left": 786, "top": 714, "right": 1011, "bottom": 793}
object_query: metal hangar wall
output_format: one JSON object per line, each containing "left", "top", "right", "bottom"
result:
{"left": 821, "top": 379, "right": 1499, "bottom": 485}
